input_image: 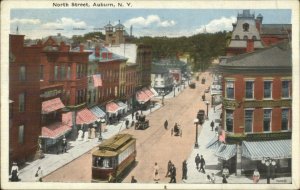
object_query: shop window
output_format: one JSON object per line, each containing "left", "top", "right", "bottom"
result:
{"left": 281, "top": 108, "right": 289, "bottom": 131}
{"left": 244, "top": 110, "right": 253, "bottom": 133}
{"left": 226, "top": 109, "right": 234, "bottom": 132}
{"left": 263, "top": 109, "right": 272, "bottom": 132}
{"left": 264, "top": 81, "right": 272, "bottom": 99}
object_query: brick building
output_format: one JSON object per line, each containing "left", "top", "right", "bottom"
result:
{"left": 216, "top": 41, "right": 292, "bottom": 177}
{"left": 9, "top": 34, "right": 41, "bottom": 164}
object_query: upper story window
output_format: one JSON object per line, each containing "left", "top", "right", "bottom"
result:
{"left": 282, "top": 80, "right": 291, "bottom": 98}
{"left": 225, "top": 109, "right": 234, "bottom": 132}
{"left": 243, "top": 35, "right": 248, "bottom": 40}
{"left": 60, "top": 66, "right": 66, "bottom": 80}
{"left": 39, "top": 65, "right": 44, "bottom": 81}
{"left": 244, "top": 109, "right": 253, "bottom": 133}
{"left": 19, "top": 92, "right": 25, "bottom": 112}
{"left": 67, "top": 66, "right": 71, "bottom": 79}
{"left": 18, "top": 125, "right": 25, "bottom": 144}
{"left": 252, "top": 36, "right": 257, "bottom": 40}
{"left": 19, "top": 66, "right": 26, "bottom": 81}
{"left": 235, "top": 35, "right": 240, "bottom": 40}
{"left": 54, "top": 65, "right": 59, "bottom": 80}
{"left": 243, "top": 23, "right": 249, "bottom": 32}
{"left": 226, "top": 80, "right": 234, "bottom": 99}
{"left": 281, "top": 108, "right": 290, "bottom": 131}
{"left": 263, "top": 109, "right": 272, "bottom": 132}
{"left": 245, "top": 81, "right": 254, "bottom": 99}
{"left": 264, "top": 81, "right": 273, "bottom": 99}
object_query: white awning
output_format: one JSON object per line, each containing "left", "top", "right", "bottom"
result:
{"left": 215, "top": 143, "right": 237, "bottom": 160}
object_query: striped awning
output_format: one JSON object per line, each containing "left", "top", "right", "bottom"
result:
{"left": 41, "top": 122, "right": 71, "bottom": 139}
{"left": 89, "top": 106, "right": 106, "bottom": 118}
{"left": 106, "top": 102, "right": 120, "bottom": 113}
{"left": 136, "top": 90, "right": 150, "bottom": 103}
{"left": 42, "top": 98, "right": 65, "bottom": 114}
{"left": 206, "top": 136, "right": 220, "bottom": 150}
{"left": 93, "top": 74, "right": 102, "bottom": 87}
{"left": 149, "top": 87, "right": 158, "bottom": 96}
{"left": 116, "top": 101, "right": 127, "bottom": 110}
{"left": 77, "top": 108, "right": 98, "bottom": 125}
{"left": 142, "top": 87, "right": 154, "bottom": 99}
{"left": 215, "top": 143, "right": 237, "bottom": 160}
{"left": 242, "top": 140, "right": 292, "bottom": 160}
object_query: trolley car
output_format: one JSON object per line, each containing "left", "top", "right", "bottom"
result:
{"left": 91, "top": 134, "right": 136, "bottom": 183}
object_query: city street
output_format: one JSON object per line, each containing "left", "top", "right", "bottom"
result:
{"left": 43, "top": 71, "right": 213, "bottom": 183}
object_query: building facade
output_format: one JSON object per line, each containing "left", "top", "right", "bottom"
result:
{"left": 217, "top": 42, "right": 292, "bottom": 176}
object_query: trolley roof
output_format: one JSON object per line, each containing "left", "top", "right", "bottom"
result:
{"left": 98, "top": 134, "right": 133, "bottom": 151}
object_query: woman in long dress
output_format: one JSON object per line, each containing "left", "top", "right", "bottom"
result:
{"left": 153, "top": 162, "right": 160, "bottom": 183}
{"left": 252, "top": 169, "right": 260, "bottom": 183}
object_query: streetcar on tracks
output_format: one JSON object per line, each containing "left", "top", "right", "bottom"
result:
{"left": 91, "top": 134, "right": 136, "bottom": 183}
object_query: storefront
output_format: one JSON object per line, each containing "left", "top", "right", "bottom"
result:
{"left": 106, "top": 102, "right": 121, "bottom": 124}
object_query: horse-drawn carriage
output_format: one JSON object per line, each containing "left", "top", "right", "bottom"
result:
{"left": 135, "top": 115, "right": 150, "bottom": 130}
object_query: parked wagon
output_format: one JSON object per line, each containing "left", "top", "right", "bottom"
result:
{"left": 135, "top": 115, "right": 150, "bottom": 130}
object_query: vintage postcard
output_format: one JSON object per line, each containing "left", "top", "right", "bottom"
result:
{"left": 1, "top": 0, "right": 299, "bottom": 189}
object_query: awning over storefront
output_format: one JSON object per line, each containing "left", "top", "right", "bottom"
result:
{"left": 206, "top": 136, "right": 220, "bottom": 150}
{"left": 106, "top": 102, "right": 120, "bottom": 113}
{"left": 142, "top": 87, "right": 155, "bottom": 99}
{"left": 77, "top": 108, "right": 98, "bottom": 125}
{"left": 42, "top": 98, "right": 65, "bottom": 114}
{"left": 89, "top": 106, "right": 106, "bottom": 118}
{"left": 116, "top": 101, "right": 127, "bottom": 111}
{"left": 41, "top": 122, "right": 71, "bottom": 139}
{"left": 242, "top": 140, "right": 291, "bottom": 160}
{"left": 215, "top": 143, "right": 237, "bottom": 160}
{"left": 136, "top": 90, "right": 150, "bottom": 103}
{"left": 149, "top": 87, "right": 158, "bottom": 96}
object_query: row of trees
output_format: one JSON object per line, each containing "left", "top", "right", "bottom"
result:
{"left": 71, "top": 31, "right": 231, "bottom": 72}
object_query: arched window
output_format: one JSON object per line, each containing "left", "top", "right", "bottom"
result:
{"left": 235, "top": 35, "right": 240, "bottom": 40}
{"left": 252, "top": 36, "right": 257, "bottom": 40}
{"left": 243, "top": 35, "right": 248, "bottom": 40}
{"left": 243, "top": 23, "right": 249, "bottom": 32}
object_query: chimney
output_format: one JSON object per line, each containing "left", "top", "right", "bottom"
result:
{"left": 95, "top": 46, "right": 100, "bottom": 57}
{"left": 246, "top": 39, "right": 254, "bottom": 53}
{"left": 255, "top": 14, "right": 263, "bottom": 33}
{"left": 60, "top": 41, "right": 69, "bottom": 52}
{"left": 79, "top": 44, "right": 84, "bottom": 52}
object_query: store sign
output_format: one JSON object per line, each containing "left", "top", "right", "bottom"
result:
{"left": 246, "top": 132, "right": 291, "bottom": 141}
{"left": 244, "top": 100, "right": 291, "bottom": 108}
{"left": 40, "top": 89, "right": 62, "bottom": 98}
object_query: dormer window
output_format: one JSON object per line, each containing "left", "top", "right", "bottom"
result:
{"left": 243, "top": 23, "right": 249, "bottom": 32}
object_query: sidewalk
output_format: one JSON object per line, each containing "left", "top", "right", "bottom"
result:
{"left": 18, "top": 102, "right": 163, "bottom": 182}
{"left": 184, "top": 103, "right": 292, "bottom": 184}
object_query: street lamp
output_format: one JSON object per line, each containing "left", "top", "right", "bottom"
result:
{"left": 161, "top": 93, "right": 165, "bottom": 106}
{"left": 194, "top": 118, "right": 199, "bottom": 148}
{"left": 261, "top": 157, "right": 277, "bottom": 184}
{"left": 205, "top": 101, "right": 210, "bottom": 120}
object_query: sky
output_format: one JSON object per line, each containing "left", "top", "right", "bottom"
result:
{"left": 10, "top": 9, "right": 291, "bottom": 39}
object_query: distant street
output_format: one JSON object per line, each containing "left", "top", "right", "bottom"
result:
{"left": 43, "top": 71, "right": 213, "bottom": 183}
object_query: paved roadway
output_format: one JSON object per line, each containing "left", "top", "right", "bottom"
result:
{"left": 43, "top": 72, "right": 213, "bottom": 183}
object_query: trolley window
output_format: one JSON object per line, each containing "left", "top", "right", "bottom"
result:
{"left": 93, "top": 156, "right": 114, "bottom": 169}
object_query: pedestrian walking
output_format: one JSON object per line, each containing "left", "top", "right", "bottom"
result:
{"left": 206, "top": 175, "right": 212, "bottom": 183}
{"left": 222, "top": 174, "right": 228, "bottom": 183}
{"left": 211, "top": 173, "right": 215, "bottom": 183}
{"left": 182, "top": 160, "right": 188, "bottom": 180}
{"left": 199, "top": 155, "right": 206, "bottom": 174}
{"left": 35, "top": 166, "right": 43, "bottom": 182}
{"left": 164, "top": 120, "right": 168, "bottom": 130}
{"left": 202, "top": 94, "right": 205, "bottom": 101}
{"left": 252, "top": 169, "right": 260, "bottom": 184}
{"left": 169, "top": 164, "right": 176, "bottom": 183}
{"left": 210, "top": 120, "right": 215, "bottom": 131}
{"left": 131, "top": 176, "right": 137, "bottom": 183}
{"left": 10, "top": 162, "right": 19, "bottom": 182}
{"left": 135, "top": 112, "right": 139, "bottom": 120}
{"left": 153, "top": 162, "right": 160, "bottom": 183}
{"left": 131, "top": 111, "right": 134, "bottom": 120}
{"left": 61, "top": 137, "right": 67, "bottom": 153}
{"left": 195, "top": 154, "right": 201, "bottom": 170}
{"left": 125, "top": 119, "right": 129, "bottom": 129}
{"left": 165, "top": 160, "right": 172, "bottom": 177}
